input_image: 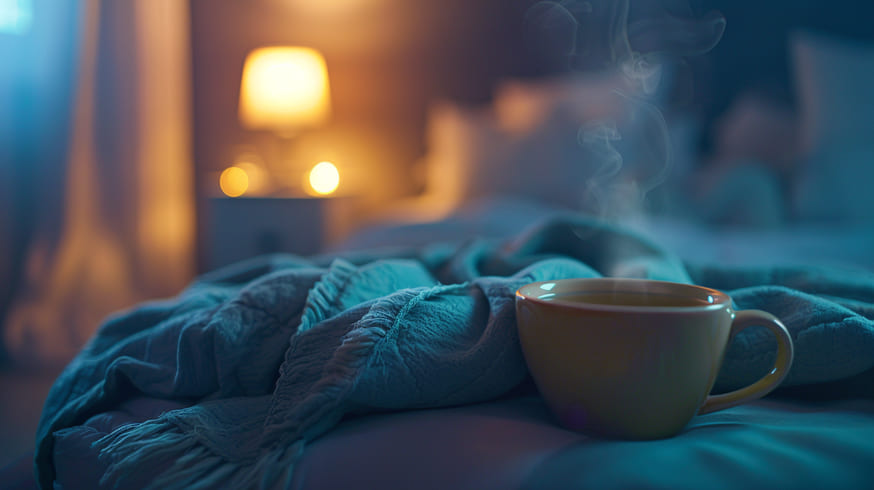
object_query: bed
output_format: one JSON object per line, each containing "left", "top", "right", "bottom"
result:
{"left": 33, "top": 210, "right": 874, "bottom": 489}
{"left": 30, "top": 30, "right": 874, "bottom": 489}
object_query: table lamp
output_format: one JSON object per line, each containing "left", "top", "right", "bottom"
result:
{"left": 238, "top": 46, "right": 331, "bottom": 193}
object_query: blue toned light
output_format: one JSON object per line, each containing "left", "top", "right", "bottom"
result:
{"left": 540, "top": 283, "right": 556, "bottom": 291}
{"left": 0, "top": 0, "right": 33, "bottom": 35}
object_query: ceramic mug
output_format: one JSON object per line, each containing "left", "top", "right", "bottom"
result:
{"left": 515, "top": 278, "right": 794, "bottom": 439}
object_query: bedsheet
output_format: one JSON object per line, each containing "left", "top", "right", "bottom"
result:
{"left": 38, "top": 213, "right": 874, "bottom": 489}
{"left": 340, "top": 197, "right": 874, "bottom": 271}
{"left": 52, "top": 394, "right": 874, "bottom": 489}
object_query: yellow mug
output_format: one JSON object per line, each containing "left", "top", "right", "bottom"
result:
{"left": 515, "top": 278, "right": 794, "bottom": 439}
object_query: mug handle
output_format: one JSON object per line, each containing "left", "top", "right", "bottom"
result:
{"left": 698, "top": 310, "right": 794, "bottom": 415}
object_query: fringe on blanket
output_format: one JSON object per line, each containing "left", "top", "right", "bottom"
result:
{"left": 91, "top": 400, "right": 340, "bottom": 488}
{"left": 90, "top": 287, "right": 454, "bottom": 489}
{"left": 93, "top": 410, "right": 307, "bottom": 490}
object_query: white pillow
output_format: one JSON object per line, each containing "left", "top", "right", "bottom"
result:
{"left": 791, "top": 31, "right": 874, "bottom": 222}
{"left": 422, "top": 99, "right": 595, "bottom": 211}
{"left": 422, "top": 73, "right": 668, "bottom": 218}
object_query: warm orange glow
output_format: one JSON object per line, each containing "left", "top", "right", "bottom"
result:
{"left": 308, "top": 161, "right": 340, "bottom": 195}
{"left": 232, "top": 153, "right": 268, "bottom": 195}
{"left": 219, "top": 166, "right": 249, "bottom": 197}
{"left": 238, "top": 46, "right": 331, "bottom": 134}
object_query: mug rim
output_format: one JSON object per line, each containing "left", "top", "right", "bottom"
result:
{"left": 515, "top": 277, "right": 730, "bottom": 313}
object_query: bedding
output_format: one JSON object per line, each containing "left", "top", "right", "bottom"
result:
{"left": 36, "top": 213, "right": 874, "bottom": 489}
{"left": 53, "top": 396, "right": 874, "bottom": 490}
{"left": 790, "top": 31, "right": 874, "bottom": 223}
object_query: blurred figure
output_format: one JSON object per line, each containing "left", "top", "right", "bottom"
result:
{"left": 692, "top": 89, "right": 798, "bottom": 227}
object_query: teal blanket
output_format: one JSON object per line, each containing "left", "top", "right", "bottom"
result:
{"left": 35, "top": 217, "right": 874, "bottom": 489}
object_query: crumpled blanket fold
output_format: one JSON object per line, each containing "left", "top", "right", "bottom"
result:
{"left": 35, "top": 216, "right": 874, "bottom": 489}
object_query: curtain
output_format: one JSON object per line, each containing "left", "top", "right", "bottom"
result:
{"left": 0, "top": 0, "right": 195, "bottom": 367}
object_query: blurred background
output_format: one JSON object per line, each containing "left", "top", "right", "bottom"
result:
{"left": 1, "top": 1, "right": 873, "bottom": 464}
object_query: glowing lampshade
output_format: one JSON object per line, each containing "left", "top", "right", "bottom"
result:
{"left": 238, "top": 46, "right": 331, "bottom": 134}
{"left": 307, "top": 161, "right": 340, "bottom": 195}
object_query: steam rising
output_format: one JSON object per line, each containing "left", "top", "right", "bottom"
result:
{"left": 525, "top": 0, "right": 725, "bottom": 221}
{"left": 580, "top": 122, "right": 622, "bottom": 180}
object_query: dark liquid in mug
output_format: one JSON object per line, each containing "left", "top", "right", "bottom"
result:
{"left": 544, "top": 291, "right": 714, "bottom": 308}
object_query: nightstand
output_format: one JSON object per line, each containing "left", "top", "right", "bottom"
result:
{"left": 206, "top": 196, "right": 357, "bottom": 270}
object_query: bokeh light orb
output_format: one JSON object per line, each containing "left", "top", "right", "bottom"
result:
{"left": 219, "top": 166, "right": 249, "bottom": 197}
{"left": 308, "top": 161, "right": 340, "bottom": 195}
